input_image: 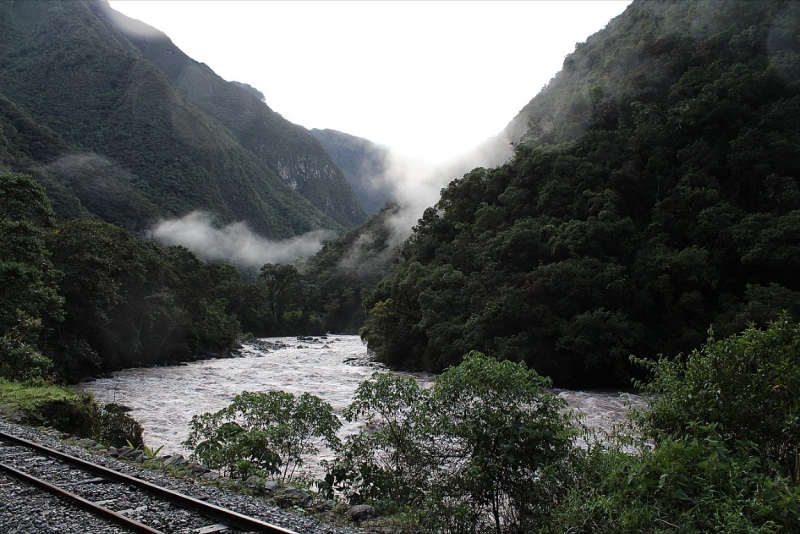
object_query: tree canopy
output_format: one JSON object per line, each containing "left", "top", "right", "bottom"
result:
{"left": 360, "top": 0, "right": 800, "bottom": 387}
{"left": 0, "top": 173, "right": 63, "bottom": 380}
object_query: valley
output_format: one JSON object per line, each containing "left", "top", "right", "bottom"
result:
{"left": 1, "top": 0, "right": 800, "bottom": 531}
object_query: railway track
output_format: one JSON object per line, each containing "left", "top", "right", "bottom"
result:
{"left": 0, "top": 430, "right": 298, "bottom": 534}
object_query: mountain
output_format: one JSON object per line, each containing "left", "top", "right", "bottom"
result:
{"left": 100, "top": 4, "right": 366, "bottom": 228}
{"left": 307, "top": 128, "right": 395, "bottom": 215}
{"left": 500, "top": 0, "right": 800, "bottom": 150}
{"left": 302, "top": 200, "right": 404, "bottom": 333}
{"left": 0, "top": 0, "right": 365, "bottom": 237}
{"left": 360, "top": 0, "right": 800, "bottom": 387}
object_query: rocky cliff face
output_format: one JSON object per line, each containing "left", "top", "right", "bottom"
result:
{"left": 0, "top": 0, "right": 366, "bottom": 237}
{"left": 307, "top": 129, "right": 395, "bottom": 215}
{"left": 100, "top": 2, "right": 367, "bottom": 228}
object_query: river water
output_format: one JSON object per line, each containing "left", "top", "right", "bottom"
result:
{"left": 74, "top": 335, "right": 644, "bottom": 465}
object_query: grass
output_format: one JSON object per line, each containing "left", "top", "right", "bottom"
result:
{"left": 0, "top": 377, "right": 81, "bottom": 416}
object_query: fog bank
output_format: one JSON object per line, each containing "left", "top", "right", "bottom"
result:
{"left": 151, "top": 212, "right": 333, "bottom": 269}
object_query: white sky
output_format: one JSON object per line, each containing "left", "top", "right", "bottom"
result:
{"left": 109, "top": 1, "right": 632, "bottom": 164}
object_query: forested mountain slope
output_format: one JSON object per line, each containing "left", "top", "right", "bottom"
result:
{"left": 361, "top": 0, "right": 800, "bottom": 387}
{"left": 307, "top": 128, "right": 394, "bottom": 216}
{"left": 302, "top": 201, "right": 404, "bottom": 333}
{"left": 99, "top": 3, "right": 366, "bottom": 228}
{"left": 0, "top": 0, "right": 359, "bottom": 237}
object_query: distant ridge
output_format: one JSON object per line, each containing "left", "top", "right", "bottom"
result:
{"left": 308, "top": 129, "right": 395, "bottom": 215}
{"left": 0, "top": 0, "right": 366, "bottom": 237}
{"left": 358, "top": 0, "right": 800, "bottom": 387}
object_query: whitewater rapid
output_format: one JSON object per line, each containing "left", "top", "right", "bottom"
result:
{"left": 74, "top": 335, "right": 643, "bottom": 462}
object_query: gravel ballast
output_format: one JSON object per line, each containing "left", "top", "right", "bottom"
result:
{"left": 0, "top": 420, "right": 364, "bottom": 534}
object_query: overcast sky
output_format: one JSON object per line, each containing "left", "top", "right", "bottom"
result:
{"left": 109, "top": 1, "right": 632, "bottom": 164}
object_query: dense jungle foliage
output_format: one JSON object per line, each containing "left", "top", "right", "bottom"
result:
{"left": 0, "top": 172, "right": 393, "bottom": 383}
{"left": 0, "top": 172, "right": 234, "bottom": 381}
{"left": 184, "top": 321, "right": 800, "bottom": 533}
{"left": 0, "top": 0, "right": 363, "bottom": 236}
{"left": 2, "top": 0, "right": 800, "bottom": 529}
{"left": 361, "top": 0, "right": 800, "bottom": 387}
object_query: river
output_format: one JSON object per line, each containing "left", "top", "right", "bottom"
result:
{"left": 74, "top": 335, "right": 644, "bottom": 465}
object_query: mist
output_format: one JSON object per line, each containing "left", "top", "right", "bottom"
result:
{"left": 334, "top": 134, "right": 514, "bottom": 276}
{"left": 151, "top": 134, "right": 513, "bottom": 278}
{"left": 384, "top": 134, "right": 514, "bottom": 237}
{"left": 151, "top": 212, "right": 333, "bottom": 270}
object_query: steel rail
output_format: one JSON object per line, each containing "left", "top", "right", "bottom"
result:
{"left": 0, "top": 461, "right": 164, "bottom": 534}
{"left": 0, "top": 430, "right": 298, "bottom": 534}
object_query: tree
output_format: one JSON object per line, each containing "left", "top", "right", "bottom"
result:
{"left": 45, "top": 219, "right": 174, "bottom": 375}
{"left": 325, "top": 373, "right": 434, "bottom": 504}
{"left": 0, "top": 173, "right": 63, "bottom": 380}
{"left": 184, "top": 390, "right": 341, "bottom": 481}
{"left": 427, "top": 352, "right": 577, "bottom": 534}
{"left": 326, "top": 354, "right": 578, "bottom": 531}
{"left": 358, "top": 2, "right": 800, "bottom": 388}
{"left": 46, "top": 220, "right": 242, "bottom": 379}
{"left": 259, "top": 263, "right": 301, "bottom": 326}
{"left": 0, "top": 173, "right": 63, "bottom": 328}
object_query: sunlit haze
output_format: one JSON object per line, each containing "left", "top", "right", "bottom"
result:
{"left": 109, "top": 1, "right": 632, "bottom": 164}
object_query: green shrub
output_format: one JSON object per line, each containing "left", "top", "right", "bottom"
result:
{"left": 634, "top": 314, "right": 800, "bottom": 479}
{"left": 0, "top": 380, "right": 145, "bottom": 448}
{"left": 100, "top": 403, "right": 143, "bottom": 449}
{"left": 184, "top": 390, "right": 341, "bottom": 481}
{"left": 545, "top": 316, "right": 800, "bottom": 533}
{"left": 33, "top": 392, "right": 100, "bottom": 438}
{"left": 546, "top": 432, "right": 800, "bottom": 533}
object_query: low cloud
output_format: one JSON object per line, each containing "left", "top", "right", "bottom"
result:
{"left": 151, "top": 211, "right": 333, "bottom": 269}
{"left": 151, "top": 137, "right": 513, "bottom": 276}
{"left": 378, "top": 136, "right": 513, "bottom": 239}
{"left": 334, "top": 136, "right": 514, "bottom": 276}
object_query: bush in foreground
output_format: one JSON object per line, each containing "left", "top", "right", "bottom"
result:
{"left": 546, "top": 317, "right": 800, "bottom": 533}
{"left": 545, "top": 432, "right": 799, "bottom": 534}
{"left": 327, "top": 353, "right": 578, "bottom": 534}
{"left": 184, "top": 390, "right": 341, "bottom": 481}
{"left": 635, "top": 313, "right": 800, "bottom": 479}
{"left": 0, "top": 378, "right": 144, "bottom": 448}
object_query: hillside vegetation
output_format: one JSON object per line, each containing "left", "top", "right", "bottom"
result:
{"left": 3, "top": 2, "right": 800, "bottom": 528}
{"left": 101, "top": 4, "right": 366, "bottom": 227}
{"left": 0, "top": 170, "right": 397, "bottom": 383}
{"left": 308, "top": 128, "right": 395, "bottom": 215}
{"left": 360, "top": 0, "right": 800, "bottom": 387}
{"left": 0, "top": 0, "right": 364, "bottom": 236}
